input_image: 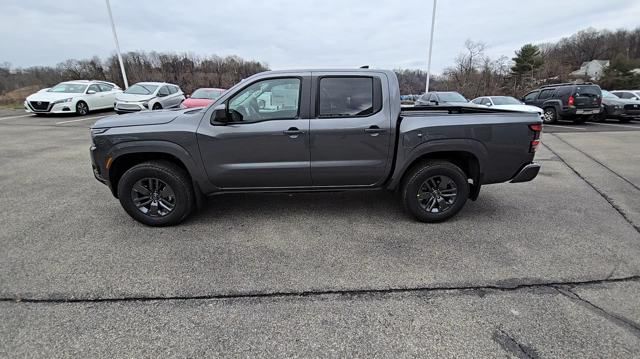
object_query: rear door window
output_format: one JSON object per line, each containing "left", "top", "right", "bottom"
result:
{"left": 318, "top": 77, "right": 374, "bottom": 117}
{"left": 538, "top": 89, "right": 555, "bottom": 100}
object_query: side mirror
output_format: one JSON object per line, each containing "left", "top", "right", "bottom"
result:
{"left": 87, "top": 90, "right": 96, "bottom": 95}
{"left": 485, "top": 103, "right": 492, "bottom": 107}
{"left": 186, "top": 94, "right": 191, "bottom": 98}
{"left": 429, "top": 100, "right": 439, "bottom": 105}
{"left": 210, "top": 104, "right": 228, "bottom": 125}
{"left": 157, "top": 93, "right": 167, "bottom": 97}
{"left": 258, "top": 99, "right": 266, "bottom": 109}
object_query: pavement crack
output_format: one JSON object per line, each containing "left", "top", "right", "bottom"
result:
{"left": 550, "top": 133, "right": 640, "bottom": 192}
{"left": 493, "top": 327, "right": 540, "bottom": 359}
{"left": 543, "top": 138, "right": 640, "bottom": 233}
{"left": 2, "top": 275, "right": 639, "bottom": 305}
{"left": 554, "top": 286, "right": 640, "bottom": 338}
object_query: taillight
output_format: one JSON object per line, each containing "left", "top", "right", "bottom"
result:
{"left": 529, "top": 124, "right": 542, "bottom": 153}
{"left": 568, "top": 95, "right": 575, "bottom": 107}
{"left": 530, "top": 140, "right": 541, "bottom": 152}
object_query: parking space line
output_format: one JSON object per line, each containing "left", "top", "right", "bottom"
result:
{"left": 593, "top": 122, "right": 640, "bottom": 130}
{"left": 55, "top": 115, "right": 107, "bottom": 125}
{"left": 543, "top": 124, "right": 586, "bottom": 130}
{"left": 0, "top": 114, "right": 34, "bottom": 121}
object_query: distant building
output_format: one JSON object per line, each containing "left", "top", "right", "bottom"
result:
{"left": 569, "top": 60, "right": 610, "bottom": 81}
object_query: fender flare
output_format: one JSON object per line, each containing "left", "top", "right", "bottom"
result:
{"left": 387, "top": 138, "right": 489, "bottom": 190}
{"left": 107, "top": 140, "right": 209, "bottom": 196}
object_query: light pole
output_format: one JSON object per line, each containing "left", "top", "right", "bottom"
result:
{"left": 425, "top": 0, "right": 437, "bottom": 93}
{"left": 105, "top": 0, "right": 128, "bottom": 88}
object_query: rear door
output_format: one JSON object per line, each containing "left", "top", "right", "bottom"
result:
{"left": 197, "top": 75, "right": 312, "bottom": 188}
{"left": 533, "top": 88, "right": 555, "bottom": 108}
{"left": 309, "top": 73, "right": 392, "bottom": 187}
{"left": 573, "top": 85, "right": 601, "bottom": 111}
{"left": 98, "top": 83, "right": 117, "bottom": 108}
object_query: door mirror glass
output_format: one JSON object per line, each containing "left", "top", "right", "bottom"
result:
{"left": 211, "top": 104, "right": 228, "bottom": 125}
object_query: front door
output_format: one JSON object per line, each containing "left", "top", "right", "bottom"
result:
{"left": 309, "top": 74, "right": 392, "bottom": 187}
{"left": 197, "top": 76, "right": 312, "bottom": 188}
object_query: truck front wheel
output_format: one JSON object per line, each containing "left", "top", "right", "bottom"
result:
{"left": 401, "top": 161, "right": 469, "bottom": 223}
{"left": 117, "top": 160, "right": 194, "bottom": 226}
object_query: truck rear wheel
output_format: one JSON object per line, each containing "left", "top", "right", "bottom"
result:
{"left": 401, "top": 161, "right": 469, "bottom": 223}
{"left": 117, "top": 160, "right": 194, "bottom": 226}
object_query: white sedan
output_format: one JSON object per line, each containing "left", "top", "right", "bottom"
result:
{"left": 471, "top": 96, "right": 544, "bottom": 121}
{"left": 25, "top": 80, "right": 122, "bottom": 116}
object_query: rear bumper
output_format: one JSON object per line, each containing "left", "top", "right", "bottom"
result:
{"left": 561, "top": 107, "right": 600, "bottom": 116}
{"left": 510, "top": 162, "right": 541, "bottom": 183}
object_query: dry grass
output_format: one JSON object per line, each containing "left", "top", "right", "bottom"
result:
{"left": 0, "top": 85, "right": 40, "bottom": 106}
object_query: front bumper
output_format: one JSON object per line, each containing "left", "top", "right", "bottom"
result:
{"left": 90, "top": 145, "right": 108, "bottom": 184}
{"left": 510, "top": 163, "right": 541, "bottom": 183}
{"left": 24, "top": 100, "right": 75, "bottom": 114}
{"left": 115, "top": 101, "right": 147, "bottom": 113}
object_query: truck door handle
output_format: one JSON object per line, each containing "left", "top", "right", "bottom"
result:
{"left": 364, "top": 126, "right": 384, "bottom": 136}
{"left": 283, "top": 127, "right": 304, "bottom": 137}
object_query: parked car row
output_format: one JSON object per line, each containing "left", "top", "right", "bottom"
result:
{"left": 408, "top": 84, "right": 639, "bottom": 124}
{"left": 412, "top": 91, "right": 544, "bottom": 120}
{"left": 24, "top": 80, "right": 227, "bottom": 116}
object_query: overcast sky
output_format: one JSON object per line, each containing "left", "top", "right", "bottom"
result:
{"left": 1, "top": 0, "right": 639, "bottom": 73}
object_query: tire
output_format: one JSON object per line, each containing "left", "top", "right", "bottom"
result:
{"left": 76, "top": 101, "right": 89, "bottom": 116}
{"left": 152, "top": 103, "right": 162, "bottom": 110}
{"left": 596, "top": 109, "right": 607, "bottom": 122}
{"left": 401, "top": 160, "right": 469, "bottom": 223}
{"left": 542, "top": 107, "right": 557, "bottom": 124}
{"left": 619, "top": 117, "right": 631, "bottom": 123}
{"left": 117, "top": 160, "right": 194, "bottom": 226}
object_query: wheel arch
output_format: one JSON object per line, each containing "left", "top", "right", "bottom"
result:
{"left": 388, "top": 139, "right": 486, "bottom": 199}
{"left": 107, "top": 141, "right": 201, "bottom": 199}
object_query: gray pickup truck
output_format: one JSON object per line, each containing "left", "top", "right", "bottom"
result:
{"left": 90, "top": 69, "right": 542, "bottom": 226}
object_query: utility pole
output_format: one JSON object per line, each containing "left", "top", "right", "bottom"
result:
{"left": 105, "top": 0, "right": 128, "bottom": 88}
{"left": 425, "top": 0, "right": 437, "bottom": 93}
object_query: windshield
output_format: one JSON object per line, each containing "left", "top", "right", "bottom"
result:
{"left": 439, "top": 92, "right": 467, "bottom": 102}
{"left": 601, "top": 90, "right": 617, "bottom": 99}
{"left": 48, "top": 83, "right": 88, "bottom": 93}
{"left": 491, "top": 96, "right": 522, "bottom": 105}
{"left": 191, "top": 89, "right": 225, "bottom": 100}
{"left": 125, "top": 84, "right": 158, "bottom": 95}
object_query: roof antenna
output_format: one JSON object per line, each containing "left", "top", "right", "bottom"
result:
{"left": 360, "top": 65, "right": 369, "bottom": 69}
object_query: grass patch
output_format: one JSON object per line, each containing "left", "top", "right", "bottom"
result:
{"left": 0, "top": 102, "right": 23, "bottom": 109}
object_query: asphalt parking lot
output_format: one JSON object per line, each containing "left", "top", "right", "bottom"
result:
{"left": 1, "top": 109, "right": 639, "bottom": 357}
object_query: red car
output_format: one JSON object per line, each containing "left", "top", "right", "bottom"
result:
{"left": 180, "top": 88, "right": 226, "bottom": 108}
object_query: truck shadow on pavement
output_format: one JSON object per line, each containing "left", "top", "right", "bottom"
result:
{"left": 189, "top": 190, "right": 507, "bottom": 225}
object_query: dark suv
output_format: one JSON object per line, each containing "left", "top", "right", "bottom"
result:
{"left": 522, "top": 83, "right": 602, "bottom": 124}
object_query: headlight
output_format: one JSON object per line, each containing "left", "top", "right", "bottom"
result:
{"left": 91, "top": 128, "right": 109, "bottom": 135}
{"left": 142, "top": 101, "right": 149, "bottom": 109}
{"left": 53, "top": 98, "right": 73, "bottom": 104}
{"left": 614, "top": 105, "right": 622, "bottom": 109}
